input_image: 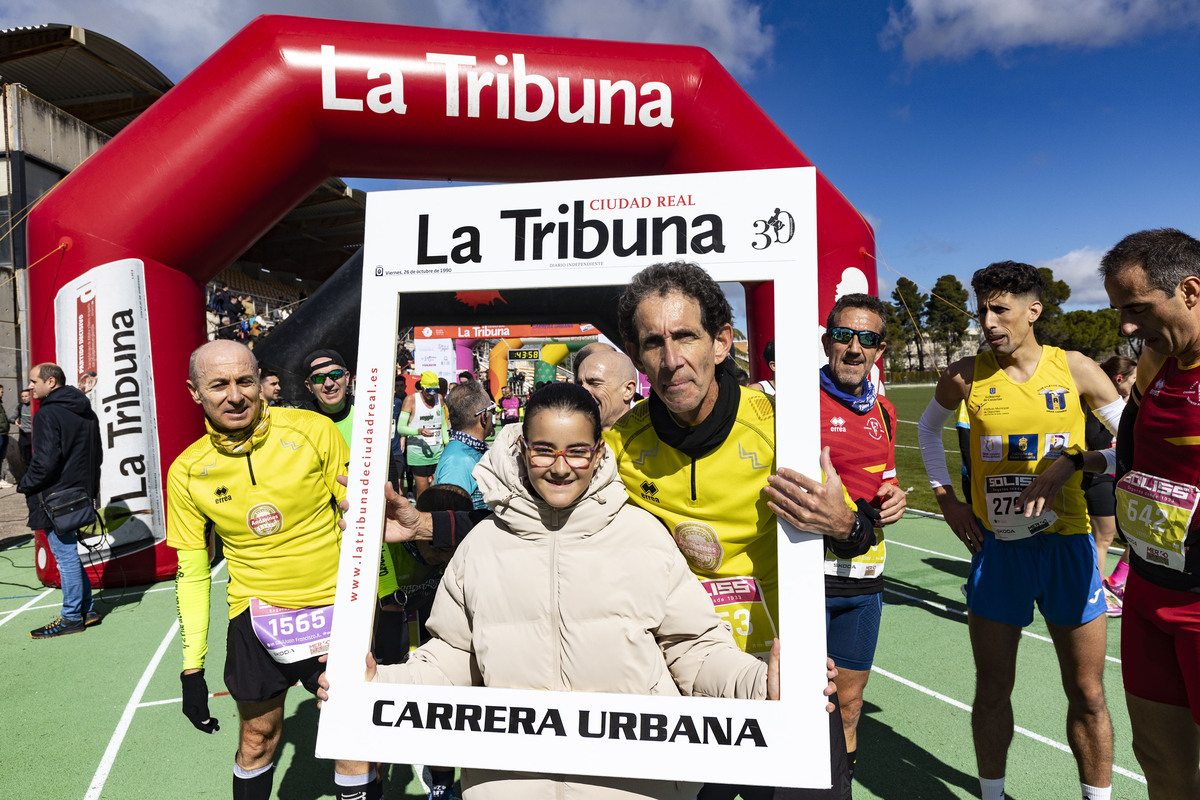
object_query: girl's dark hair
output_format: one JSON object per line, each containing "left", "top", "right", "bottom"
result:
{"left": 523, "top": 382, "right": 602, "bottom": 441}
{"left": 1099, "top": 355, "right": 1137, "bottom": 384}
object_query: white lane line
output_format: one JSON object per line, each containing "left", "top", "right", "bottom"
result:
{"left": 1, "top": 580, "right": 229, "bottom": 621}
{"left": 0, "top": 587, "right": 54, "bottom": 629}
{"left": 888, "top": 538, "right": 970, "bottom": 562}
{"left": 85, "top": 561, "right": 226, "bottom": 800}
{"left": 885, "top": 538, "right": 1122, "bottom": 665}
{"left": 872, "top": 666, "right": 1147, "bottom": 785}
{"left": 884, "top": 587, "right": 1121, "bottom": 666}
{"left": 85, "top": 618, "right": 180, "bottom": 799}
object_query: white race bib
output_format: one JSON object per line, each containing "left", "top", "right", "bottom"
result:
{"left": 1115, "top": 470, "right": 1198, "bottom": 573}
{"left": 985, "top": 474, "right": 1058, "bottom": 541}
{"left": 249, "top": 599, "right": 333, "bottom": 664}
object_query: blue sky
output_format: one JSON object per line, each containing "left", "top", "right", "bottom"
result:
{"left": 7, "top": 0, "right": 1200, "bottom": 312}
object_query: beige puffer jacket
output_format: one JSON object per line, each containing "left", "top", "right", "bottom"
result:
{"left": 374, "top": 424, "right": 768, "bottom": 800}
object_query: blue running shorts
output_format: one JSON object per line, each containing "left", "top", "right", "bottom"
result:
{"left": 965, "top": 524, "right": 1105, "bottom": 628}
{"left": 825, "top": 592, "right": 883, "bottom": 671}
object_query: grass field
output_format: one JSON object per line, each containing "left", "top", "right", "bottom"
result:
{"left": 882, "top": 384, "right": 959, "bottom": 514}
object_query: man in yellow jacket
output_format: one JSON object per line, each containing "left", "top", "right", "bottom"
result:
{"left": 606, "top": 262, "right": 874, "bottom": 800}
{"left": 167, "top": 340, "right": 379, "bottom": 800}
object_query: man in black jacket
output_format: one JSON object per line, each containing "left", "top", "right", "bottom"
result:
{"left": 18, "top": 362, "right": 103, "bottom": 639}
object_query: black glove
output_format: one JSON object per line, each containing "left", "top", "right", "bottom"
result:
{"left": 181, "top": 669, "right": 220, "bottom": 733}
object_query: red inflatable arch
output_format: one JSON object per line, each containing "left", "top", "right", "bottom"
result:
{"left": 26, "top": 15, "right": 875, "bottom": 586}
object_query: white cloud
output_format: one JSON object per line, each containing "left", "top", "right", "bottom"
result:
{"left": 880, "top": 0, "right": 1200, "bottom": 64}
{"left": 1036, "top": 246, "right": 1107, "bottom": 305}
{"left": 3, "top": 1, "right": 771, "bottom": 82}
{"left": 532, "top": 0, "right": 774, "bottom": 78}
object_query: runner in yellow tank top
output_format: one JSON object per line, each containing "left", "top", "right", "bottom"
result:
{"left": 966, "top": 345, "right": 1089, "bottom": 537}
{"left": 916, "top": 261, "right": 1124, "bottom": 800}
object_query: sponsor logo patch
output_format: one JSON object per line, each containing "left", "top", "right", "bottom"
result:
{"left": 247, "top": 503, "right": 284, "bottom": 538}
{"left": 1007, "top": 434, "right": 1039, "bottom": 461}
{"left": 673, "top": 521, "right": 723, "bottom": 572}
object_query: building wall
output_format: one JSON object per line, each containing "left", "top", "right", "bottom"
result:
{"left": 1, "top": 84, "right": 109, "bottom": 469}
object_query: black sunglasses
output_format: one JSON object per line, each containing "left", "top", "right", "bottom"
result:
{"left": 829, "top": 327, "right": 883, "bottom": 348}
{"left": 309, "top": 369, "right": 347, "bottom": 384}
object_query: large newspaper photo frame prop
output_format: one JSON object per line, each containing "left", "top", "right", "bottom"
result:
{"left": 318, "top": 167, "right": 827, "bottom": 789}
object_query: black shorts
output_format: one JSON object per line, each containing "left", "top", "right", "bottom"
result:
{"left": 410, "top": 463, "right": 436, "bottom": 478}
{"left": 224, "top": 608, "right": 325, "bottom": 704}
{"left": 1083, "top": 476, "right": 1116, "bottom": 517}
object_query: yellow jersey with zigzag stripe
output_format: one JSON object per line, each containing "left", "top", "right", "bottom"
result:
{"left": 167, "top": 407, "right": 348, "bottom": 618}
{"left": 968, "top": 346, "right": 1089, "bottom": 536}
{"left": 605, "top": 387, "right": 778, "bottom": 656}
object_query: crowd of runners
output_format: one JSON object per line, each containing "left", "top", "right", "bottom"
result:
{"left": 25, "top": 226, "right": 1200, "bottom": 800}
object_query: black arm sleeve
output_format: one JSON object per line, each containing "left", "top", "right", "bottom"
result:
{"left": 429, "top": 508, "right": 491, "bottom": 551}
{"left": 826, "top": 500, "right": 880, "bottom": 560}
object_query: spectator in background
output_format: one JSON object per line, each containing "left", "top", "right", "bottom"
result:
{"left": 397, "top": 372, "right": 448, "bottom": 501}
{"left": 572, "top": 340, "right": 616, "bottom": 375}
{"left": 14, "top": 388, "right": 33, "bottom": 480}
{"left": 19, "top": 363, "right": 103, "bottom": 639}
{"left": 216, "top": 316, "right": 238, "bottom": 341}
{"left": 574, "top": 348, "right": 638, "bottom": 431}
{"left": 432, "top": 381, "right": 494, "bottom": 510}
{"left": 446, "top": 371, "right": 474, "bottom": 397}
{"left": 498, "top": 386, "right": 522, "bottom": 427}
{"left": 259, "top": 365, "right": 282, "bottom": 406}
{"left": 749, "top": 340, "right": 776, "bottom": 396}
{"left": 389, "top": 376, "right": 408, "bottom": 496}
{"left": 0, "top": 385, "right": 10, "bottom": 488}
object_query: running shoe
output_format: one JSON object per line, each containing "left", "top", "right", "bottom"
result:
{"left": 85, "top": 610, "right": 101, "bottom": 627}
{"left": 1104, "top": 590, "right": 1122, "bottom": 617}
{"left": 429, "top": 788, "right": 460, "bottom": 800}
{"left": 1102, "top": 575, "right": 1125, "bottom": 602}
{"left": 30, "top": 615, "right": 86, "bottom": 638}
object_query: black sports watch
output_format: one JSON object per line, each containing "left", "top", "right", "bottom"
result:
{"left": 1065, "top": 450, "right": 1085, "bottom": 472}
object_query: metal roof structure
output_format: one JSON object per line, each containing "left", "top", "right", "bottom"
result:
{"left": 0, "top": 22, "right": 365, "bottom": 283}
{"left": 0, "top": 23, "right": 171, "bottom": 137}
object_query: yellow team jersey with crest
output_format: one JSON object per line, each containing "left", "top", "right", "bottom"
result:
{"left": 968, "top": 346, "right": 1088, "bottom": 538}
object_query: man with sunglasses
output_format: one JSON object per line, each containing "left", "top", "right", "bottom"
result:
{"left": 817, "top": 294, "right": 906, "bottom": 786}
{"left": 397, "top": 371, "right": 448, "bottom": 500}
{"left": 917, "top": 261, "right": 1122, "bottom": 800}
{"left": 432, "top": 380, "right": 494, "bottom": 510}
{"left": 305, "top": 349, "right": 415, "bottom": 669}
{"left": 304, "top": 349, "right": 353, "bottom": 437}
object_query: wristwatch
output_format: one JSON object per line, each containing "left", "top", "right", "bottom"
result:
{"left": 1065, "top": 450, "right": 1085, "bottom": 472}
{"left": 847, "top": 513, "right": 866, "bottom": 543}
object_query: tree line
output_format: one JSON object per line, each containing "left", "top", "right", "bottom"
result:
{"left": 884, "top": 268, "right": 1135, "bottom": 372}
